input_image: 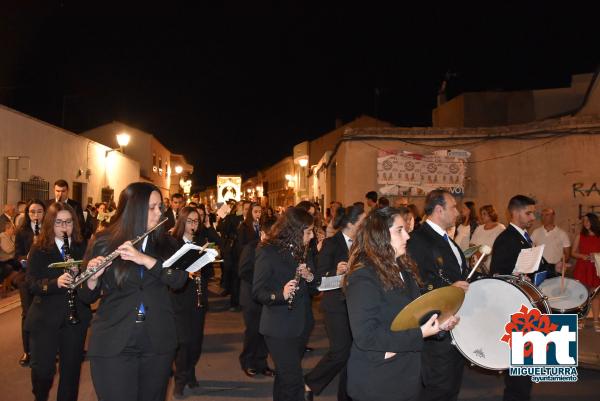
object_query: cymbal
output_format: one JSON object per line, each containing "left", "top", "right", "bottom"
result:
{"left": 390, "top": 286, "right": 465, "bottom": 331}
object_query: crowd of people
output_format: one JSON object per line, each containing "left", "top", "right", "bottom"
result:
{"left": 0, "top": 181, "right": 598, "bottom": 401}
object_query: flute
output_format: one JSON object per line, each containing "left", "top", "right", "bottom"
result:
{"left": 69, "top": 217, "right": 168, "bottom": 289}
{"left": 287, "top": 244, "right": 310, "bottom": 310}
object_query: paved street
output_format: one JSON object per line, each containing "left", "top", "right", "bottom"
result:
{"left": 1, "top": 284, "right": 600, "bottom": 401}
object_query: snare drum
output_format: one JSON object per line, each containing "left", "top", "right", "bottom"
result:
{"left": 450, "top": 275, "right": 550, "bottom": 370}
{"left": 538, "top": 277, "right": 589, "bottom": 318}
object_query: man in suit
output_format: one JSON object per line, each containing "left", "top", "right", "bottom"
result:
{"left": 49, "top": 180, "right": 89, "bottom": 239}
{"left": 163, "top": 193, "right": 185, "bottom": 232}
{"left": 407, "top": 189, "right": 469, "bottom": 401}
{"left": 490, "top": 195, "right": 562, "bottom": 401}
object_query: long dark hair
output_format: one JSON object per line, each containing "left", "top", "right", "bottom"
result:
{"left": 37, "top": 202, "right": 83, "bottom": 252}
{"left": 333, "top": 204, "right": 364, "bottom": 230}
{"left": 461, "top": 201, "right": 478, "bottom": 225}
{"left": 346, "top": 207, "right": 420, "bottom": 290}
{"left": 243, "top": 202, "right": 261, "bottom": 229}
{"left": 172, "top": 206, "right": 199, "bottom": 241}
{"left": 90, "top": 182, "right": 164, "bottom": 287}
{"left": 261, "top": 207, "right": 313, "bottom": 260}
{"left": 20, "top": 199, "right": 46, "bottom": 231}
{"left": 582, "top": 213, "right": 600, "bottom": 237}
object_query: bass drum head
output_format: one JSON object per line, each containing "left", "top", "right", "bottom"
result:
{"left": 539, "top": 277, "right": 588, "bottom": 312}
{"left": 451, "top": 277, "right": 533, "bottom": 370}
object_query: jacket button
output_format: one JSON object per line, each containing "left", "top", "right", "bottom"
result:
{"left": 139, "top": 286, "right": 143, "bottom": 290}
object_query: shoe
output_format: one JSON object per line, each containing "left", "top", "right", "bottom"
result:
{"left": 304, "top": 389, "right": 314, "bottom": 401}
{"left": 304, "top": 346, "right": 314, "bottom": 353}
{"left": 173, "top": 385, "right": 186, "bottom": 399}
{"left": 260, "top": 367, "right": 275, "bottom": 377}
{"left": 219, "top": 289, "right": 230, "bottom": 297}
{"left": 229, "top": 306, "right": 241, "bottom": 312}
{"left": 19, "top": 353, "right": 30, "bottom": 367}
{"left": 243, "top": 367, "right": 257, "bottom": 377}
{"left": 187, "top": 379, "right": 199, "bottom": 389}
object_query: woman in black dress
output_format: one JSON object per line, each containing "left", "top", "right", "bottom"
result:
{"left": 253, "top": 207, "right": 317, "bottom": 401}
{"left": 25, "top": 202, "right": 90, "bottom": 401}
{"left": 14, "top": 199, "right": 45, "bottom": 366}
{"left": 79, "top": 182, "right": 187, "bottom": 401}
{"left": 344, "top": 207, "right": 459, "bottom": 401}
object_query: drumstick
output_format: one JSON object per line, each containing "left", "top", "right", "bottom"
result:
{"left": 467, "top": 245, "right": 492, "bottom": 281}
{"left": 560, "top": 255, "right": 566, "bottom": 294}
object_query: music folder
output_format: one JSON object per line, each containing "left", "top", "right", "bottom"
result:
{"left": 163, "top": 243, "right": 219, "bottom": 273}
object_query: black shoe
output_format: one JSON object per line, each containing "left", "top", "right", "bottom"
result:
{"left": 260, "top": 367, "right": 275, "bottom": 377}
{"left": 187, "top": 379, "right": 199, "bottom": 389}
{"left": 173, "top": 385, "right": 186, "bottom": 400}
{"left": 304, "top": 389, "right": 314, "bottom": 401}
{"left": 229, "top": 306, "right": 241, "bottom": 312}
{"left": 304, "top": 346, "right": 314, "bottom": 353}
{"left": 19, "top": 353, "right": 30, "bottom": 367}
{"left": 243, "top": 367, "right": 257, "bottom": 377}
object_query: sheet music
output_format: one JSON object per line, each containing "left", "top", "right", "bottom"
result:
{"left": 593, "top": 253, "right": 600, "bottom": 278}
{"left": 163, "top": 243, "right": 219, "bottom": 273}
{"left": 185, "top": 249, "right": 219, "bottom": 273}
{"left": 513, "top": 245, "right": 545, "bottom": 274}
{"left": 318, "top": 274, "right": 344, "bottom": 291}
{"left": 216, "top": 203, "right": 231, "bottom": 219}
{"left": 163, "top": 243, "right": 203, "bottom": 267}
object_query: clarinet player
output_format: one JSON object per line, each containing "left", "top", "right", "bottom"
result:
{"left": 78, "top": 182, "right": 187, "bottom": 401}
{"left": 253, "top": 207, "right": 316, "bottom": 401}
{"left": 25, "top": 202, "right": 90, "bottom": 401}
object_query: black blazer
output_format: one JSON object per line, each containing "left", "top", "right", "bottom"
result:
{"left": 162, "top": 208, "right": 178, "bottom": 232}
{"left": 345, "top": 265, "right": 424, "bottom": 401}
{"left": 407, "top": 222, "right": 468, "bottom": 292}
{"left": 253, "top": 243, "right": 316, "bottom": 338}
{"left": 0, "top": 214, "right": 10, "bottom": 232}
{"left": 15, "top": 224, "right": 35, "bottom": 261}
{"left": 77, "top": 234, "right": 188, "bottom": 357}
{"left": 235, "top": 222, "right": 260, "bottom": 258}
{"left": 490, "top": 224, "right": 555, "bottom": 277}
{"left": 316, "top": 231, "right": 349, "bottom": 313}
{"left": 239, "top": 239, "right": 259, "bottom": 284}
{"left": 24, "top": 241, "right": 92, "bottom": 332}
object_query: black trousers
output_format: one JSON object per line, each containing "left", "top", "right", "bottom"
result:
{"left": 419, "top": 336, "right": 465, "bottom": 401}
{"left": 173, "top": 301, "right": 207, "bottom": 390}
{"left": 15, "top": 272, "right": 32, "bottom": 353}
{"left": 265, "top": 335, "right": 306, "bottom": 401}
{"left": 29, "top": 320, "right": 87, "bottom": 401}
{"left": 304, "top": 310, "right": 352, "bottom": 400}
{"left": 504, "top": 375, "right": 532, "bottom": 401}
{"left": 239, "top": 281, "right": 269, "bottom": 371}
{"left": 90, "top": 323, "right": 174, "bottom": 401}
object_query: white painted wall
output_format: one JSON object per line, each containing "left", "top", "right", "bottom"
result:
{"left": 0, "top": 105, "right": 140, "bottom": 206}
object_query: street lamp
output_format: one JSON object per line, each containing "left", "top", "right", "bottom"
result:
{"left": 298, "top": 157, "right": 308, "bottom": 167}
{"left": 106, "top": 133, "right": 131, "bottom": 157}
{"left": 175, "top": 165, "right": 183, "bottom": 174}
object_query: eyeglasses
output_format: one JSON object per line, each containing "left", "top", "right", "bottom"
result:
{"left": 186, "top": 219, "right": 199, "bottom": 225}
{"left": 29, "top": 210, "right": 44, "bottom": 215}
{"left": 54, "top": 219, "right": 74, "bottom": 227}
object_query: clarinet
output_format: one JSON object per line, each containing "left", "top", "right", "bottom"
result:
{"left": 192, "top": 229, "right": 204, "bottom": 309}
{"left": 287, "top": 244, "right": 309, "bottom": 310}
{"left": 33, "top": 219, "right": 40, "bottom": 244}
{"left": 62, "top": 232, "right": 81, "bottom": 325}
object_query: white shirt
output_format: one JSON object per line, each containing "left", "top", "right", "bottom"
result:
{"left": 471, "top": 223, "right": 505, "bottom": 271}
{"left": 510, "top": 223, "right": 530, "bottom": 243}
{"left": 426, "top": 220, "right": 463, "bottom": 269}
{"left": 531, "top": 225, "right": 571, "bottom": 264}
{"left": 342, "top": 232, "right": 353, "bottom": 250}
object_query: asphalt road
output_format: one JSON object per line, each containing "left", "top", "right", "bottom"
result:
{"left": 0, "top": 290, "right": 599, "bottom": 401}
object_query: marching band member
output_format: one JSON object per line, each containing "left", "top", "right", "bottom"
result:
{"left": 407, "top": 190, "right": 468, "bottom": 401}
{"left": 304, "top": 203, "right": 366, "bottom": 401}
{"left": 253, "top": 207, "right": 316, "bottom": 401}
{"left": 79, "top": 182, "right": 187, "bottom": 401}
{"left": 25, "top": 202, "right": 90, "bottom": 401}
{"left": 14, "top": 199, "right": 46, "bottom": 367}
{"left": 345, "top": 207, "right": 457, "bottom": 401}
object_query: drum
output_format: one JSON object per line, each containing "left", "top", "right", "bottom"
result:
{"left": 450, "top": 275, "right": 550, "bottom": 370}
{"left": 538, "top": 277, "right": 589, "bottom": 318}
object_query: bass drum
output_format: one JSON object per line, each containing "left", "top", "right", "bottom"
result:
{"left": 450, "top": 275, "right": 550, "bottom": 370}
{"left": 538, "top": 277, "right": 589, "bottom": 318}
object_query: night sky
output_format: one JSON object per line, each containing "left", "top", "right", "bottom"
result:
{"left": 2, "top": 1, "right": 598, "bottom": 190}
